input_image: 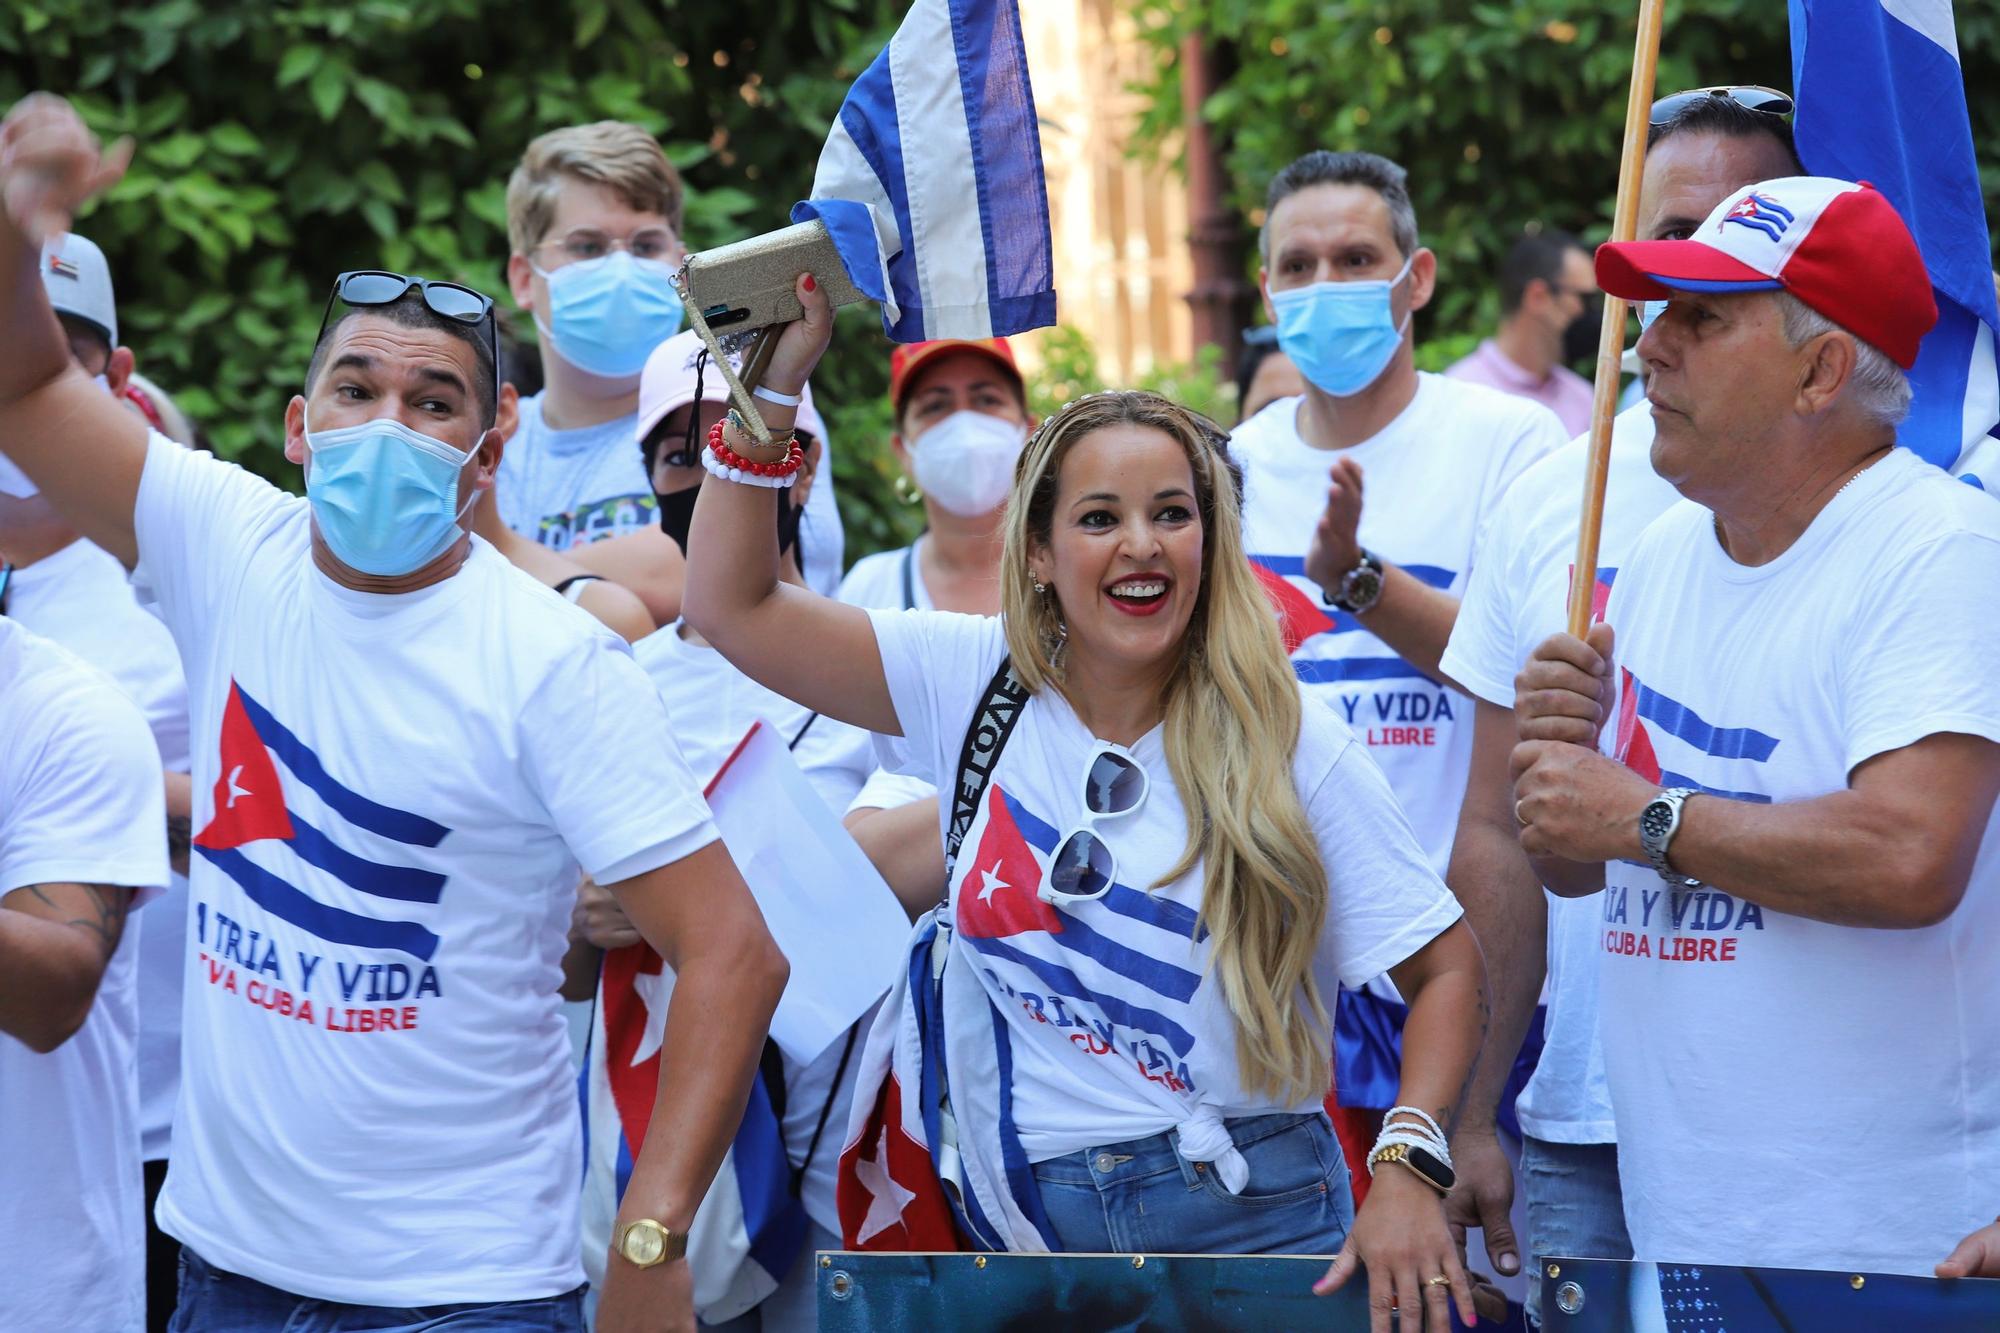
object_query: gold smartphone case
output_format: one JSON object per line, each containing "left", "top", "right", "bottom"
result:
{"left": 679, "top": 219, "right": 867, "bottom": 336}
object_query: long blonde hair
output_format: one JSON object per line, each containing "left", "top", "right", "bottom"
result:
{"left": 1000, "top": 391, "right": 1332, "bottom": 1104}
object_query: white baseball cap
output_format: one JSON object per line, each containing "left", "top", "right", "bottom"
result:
{"left": 42, "top": 232, "right": 118, "bottom": 348}
{"left": 636, "top": 329, "right": 825, "bottom": 456}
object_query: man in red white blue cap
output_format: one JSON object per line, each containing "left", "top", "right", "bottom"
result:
{"left": 1505, "top": 175, "right": 2000, "bottom": 1277}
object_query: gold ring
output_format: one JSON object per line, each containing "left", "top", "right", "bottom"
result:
{"left": 1426, "top": 1275, "right": 1452, "bottom": 1287}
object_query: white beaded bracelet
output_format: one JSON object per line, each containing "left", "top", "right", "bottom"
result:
{"left": 701, "top": 449, "right": 798, "bottom": 489}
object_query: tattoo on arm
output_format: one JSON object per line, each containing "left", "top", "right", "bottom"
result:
{"left": 1444, "top": 988, "right": 1493, "bottom": 1134}
{"left": 23, "top": 882, "right": 130, "bottom": 960}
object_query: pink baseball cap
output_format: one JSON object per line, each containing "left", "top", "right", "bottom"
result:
{"left": 636, "top": 330, "right": 825, "bottom": 452}
{"left": 1594, "top": 176, "right": 1937, "bottom": 369}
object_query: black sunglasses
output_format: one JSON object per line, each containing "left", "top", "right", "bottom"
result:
{"left": 315, "top": 270, "right": 500, "bottom": 413}
{"left": 1649, "top": 85, "right": 1793, "bottom": 127}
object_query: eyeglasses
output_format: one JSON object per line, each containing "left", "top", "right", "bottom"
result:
{"left": 314, "top": 270, "right": 499, "bottom": 413}
{"left": 532, "top": 226, "right": 684, "bottom": 269}
{"left": 1649, "top": 85, "right": 1793, "bottom": 127}
{"left": 1038, "top": 743, "right": 1149, "bottom": 907}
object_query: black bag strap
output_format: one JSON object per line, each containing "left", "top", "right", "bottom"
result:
{"left": 759, "top": 1037, "right": 789, "bottom": 1128}
{"left": 792, "top": 1024, "right": 862, "bottom": 1195}
{"left": 900, "top": 543, "right": 918, "bottom": 611}
{"left": 944, "top": 657, "right": 1032, "bottom": 879}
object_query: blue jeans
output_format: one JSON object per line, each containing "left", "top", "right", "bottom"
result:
{"left": 170, "top": 1249, "right": 587, "bottom": 1332}
{"left": 1520, "top": 1137, "right": 1631, "bottom": 1330}
{"left": 1031, "top": 1111, "right": 1354, "bottom": 1255}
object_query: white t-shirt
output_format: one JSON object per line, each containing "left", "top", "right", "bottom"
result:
{"left": 497, "top": 393, "right": 847, "bottom": 596}
{"left": 1232, "top": 375, "right": 1566, "bottom": 877}
{"left": 1438, "top": 406, "right": 1678, "bottom": 1145}
{"left": 838, "top": 541, "right": 940, "bottom": 816}
{"left": 868, "top": 608, "right": 1463, "bottom": 1159}
{"left": 0, "top": 619, "right": 168, "bottom": 1333}
{"left": 129, "top": 433, "right": 718, "bottom": 1305}
{"left": 626, "top": 622, "right": 876, "bottom": 1234}
{"left": 1595, "top": 446, "right": 2000, "bottom": 1274}
{"left": 5, "top": 536, "right": 194, "bottom": 1160}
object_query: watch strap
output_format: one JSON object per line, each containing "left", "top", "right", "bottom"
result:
{"left": 1321, "top": 548, "right": 1385, "bottom": 614}
{"left": 1640, "top": 786, "right": 1702, "bottom": 888}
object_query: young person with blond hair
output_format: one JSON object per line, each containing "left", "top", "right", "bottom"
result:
{"left": 497, "top": 121, "right": 843, "bottom": 620}
{"left": 683, "top": 275, "right": 1490, "bottom": 1330}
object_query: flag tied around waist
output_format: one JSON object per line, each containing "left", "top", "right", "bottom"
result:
{"left": 791, "top": 0, "right": 1057, "bottom": 341}
{"left": 1791, "top": 0, "right": 2000, "bottom": 484}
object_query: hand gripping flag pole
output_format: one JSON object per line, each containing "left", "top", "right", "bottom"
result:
{"left": 1567, "top": 0, "right": 1668, "bottom": 638}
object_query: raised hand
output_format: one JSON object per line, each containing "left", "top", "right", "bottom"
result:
{"left": 1302, "top": 455, "right": 1366, "bottom": 594}
{"left": 0, "top": 93, "right": 132, "bottom": 246}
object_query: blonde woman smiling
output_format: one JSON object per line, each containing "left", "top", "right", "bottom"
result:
{"left": 684, "top": 277, "right": 1487, "bottom": 1330}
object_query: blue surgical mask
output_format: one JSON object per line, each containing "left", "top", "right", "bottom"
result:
{"left": 1269, "top": 253, "right": 1416, "bottom": 397}
{"left": 303, "top": 410, "right": 483, "bottom": 577}
{"left": 532, "top": 251, "right": 685, "bottom": 381}
{"left": 1637, "top": 299, "right": 1668, "bottom": 332}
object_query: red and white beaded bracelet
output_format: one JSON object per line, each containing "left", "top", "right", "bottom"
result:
{"left": 704, "top": 418, "right": 804, "bottom": 489}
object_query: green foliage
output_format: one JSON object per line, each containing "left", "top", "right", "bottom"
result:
{"left": 1131, "top": 1, "right": 2000, "bottom": 346}
{"left": 1026, "top": 325, "right": 1233, "bottom": 425}
{"left": 0, "top": 0, "right": 926, "bottom": 557}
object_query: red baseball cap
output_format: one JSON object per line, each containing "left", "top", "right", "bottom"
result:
{"left": 1595, "top": 176, "right": 1936, "bottom": 369}
{"left": 888, "top": 338, "right": 1023, "bottom": 416}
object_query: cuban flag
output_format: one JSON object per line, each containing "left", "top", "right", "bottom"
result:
{"left": 192, "top": 680, "right": 448, "bottom": 958}
{"left": 1247, "top": 556, "right": 1457, "bottom": 682}
{"left": 1614, "top": 666, "right": 1779, "bottom": 806}
{"left": 791, "top": 0, "right": 1057, "bottom": 342}
{"left": 1790, "top": 0, "right": 2000, "bottom": 485}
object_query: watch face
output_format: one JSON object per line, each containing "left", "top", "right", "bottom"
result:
{"left": 621, "top": 1223, "right": 667, "bottom": 1266}
{"left": 1409, "top": 1145, "right": 1456, "bottom": 1192}
{"left": 1345, "top": 568, "right": 1384, "bottom": 608}
{"left": 1641, "top": 801, "right": 1672, "bottom": 844}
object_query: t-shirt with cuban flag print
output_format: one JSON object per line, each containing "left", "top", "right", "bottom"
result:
{"left": 125, "top": 432, "right": 719, "bottom": 1306}
{"left": 865, "top": 607, "right": 1463, "bottom": 1162}
{"left": 1439, "top": 403, "right": 1680, "bottom": 1147}
{"left": 1594, "top": 444, "right": 2000, "bottom": 1275}
{"left": 1231, "top": 374, "right": 1566, "bottom": 880}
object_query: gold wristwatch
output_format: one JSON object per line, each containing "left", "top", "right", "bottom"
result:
{"left": 614, "top": 1218, "right": 687, "bottom": 1268}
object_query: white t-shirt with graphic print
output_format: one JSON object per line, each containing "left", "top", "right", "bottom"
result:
{"left": 1231, "top": 375, "right": 1565, "bottom": 876}
{"left": 1595, "top": 446, "right": 2000, "bottom": 1274}
{"left": 1438, "top": 405, "right": 1679, "bottom": 1145}
{"left": 129, "top": 432, "right": 718, "bottom": 1306}
{"left": 867, "top": 607, "right": 1462, "bottom": 1160}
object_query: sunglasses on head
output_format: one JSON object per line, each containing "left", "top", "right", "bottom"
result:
{"left": 315, "top": 270, "right": 500, "bottom": 414}
{"left": 1649, "top": 85, "right": 1793, "bottom": 127}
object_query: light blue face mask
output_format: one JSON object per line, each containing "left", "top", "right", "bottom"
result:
{"left": 533, "top": 250, "right": 685, "bottom": 381}
{"left": 1637, "top": 299, "right": 1668, "bottom": 332}
{"left": 303, "top": 410, "right": 483, "bottom": 577}
{"left": 1269, "top": 253, "right": 1417, "bottom": 398}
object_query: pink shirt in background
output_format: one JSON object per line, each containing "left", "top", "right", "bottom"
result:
{"left": 1444, "top": 338, "right": 1595, "bottom": 436}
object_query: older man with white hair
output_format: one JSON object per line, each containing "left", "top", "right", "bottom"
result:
{"left": 1511, "top": 175, "right": 2000, "bottom": 1276}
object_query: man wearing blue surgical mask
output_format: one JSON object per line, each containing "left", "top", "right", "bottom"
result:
{"left": 1230, "top": 149, "right": 1567, "bottom": 1313}
{"left": 0, "top": 91, "right": 787, "bottom": 1333}
{"left": 497, "top": 123, "right": 846, "bottom": 619}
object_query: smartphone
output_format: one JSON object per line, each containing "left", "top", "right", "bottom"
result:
{"left": 679, "top": 220, "right": 866, "bottom": 335}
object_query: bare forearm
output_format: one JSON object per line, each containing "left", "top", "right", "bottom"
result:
{"left": 0, "top": 199, "right": 68, "bottom": 406}
{"left": 0, "top": 909, "right": 104, "bottom": 1052}
{"left": 559, "top": 936, "right": 603, "bottom": 1003}
{"left": 569, "top": 526, "right": 681, "bottom": 627}
{"left": 1386, "top": 922, "right": 1487, "bottom": 1131}
{"left": 845, "top": 797, "right": 946, "bottom": 920}
{"left": 621, "top": 946, "right": 786, "bottom": 1231}
{"left": 1672, "top": 787, "right": 1977, "bottom": 927}
{"left": 1355, "top": 568, "right": 1460, "bottom": 686}
{"left": 1445, "top": 815, "right": 1547, "bottom": 1130}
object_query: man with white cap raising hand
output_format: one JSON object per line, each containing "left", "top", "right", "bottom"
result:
{"left": 1513, "top": 175, "right": 2000, "bottom": 1275}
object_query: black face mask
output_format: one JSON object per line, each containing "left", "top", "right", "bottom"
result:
{"left": 656, "top": 483, "right": 804, "bottom": 562}
{"left": 1562, "top": 295, "right": 1604, "bottom": 366}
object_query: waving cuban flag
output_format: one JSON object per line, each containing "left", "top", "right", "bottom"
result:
{"left": 791, "top": 0, "right": 1057, "bottom": 342}
{"left": 1790, "top": 0, "right": 2000, "bottom": 486}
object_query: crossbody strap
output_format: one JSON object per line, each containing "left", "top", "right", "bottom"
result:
{"left": 944, "top": 657, "right": 1032, "bottom": 881}
{"left": 900, "top": 542, "right": 918, "bottom": 611}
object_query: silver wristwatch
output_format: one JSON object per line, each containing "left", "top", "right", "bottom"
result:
{"left": 1320, "top": 548, "right": 1385, "bottom": 614}
{"left": 1638, "top": 787, "right": 1702, "bottom": 888}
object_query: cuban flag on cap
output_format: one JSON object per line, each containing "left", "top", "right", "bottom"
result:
{"left": 790, "top": 0, "right": 1057, "bottom": 342}
{"left": 1594, "top": 176, "right": 1938, "bottom": 371}
{"left": 1791, "top": 0, "right": 2000, "bottom": 481}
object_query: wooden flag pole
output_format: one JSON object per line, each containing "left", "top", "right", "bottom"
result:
{"left": 1567, "top": 0, "right": 1669, "bottom": 638}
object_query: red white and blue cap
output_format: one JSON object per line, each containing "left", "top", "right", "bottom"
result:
{"left": 1595, "top": 176, "right": 1937, "bottom": 370}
